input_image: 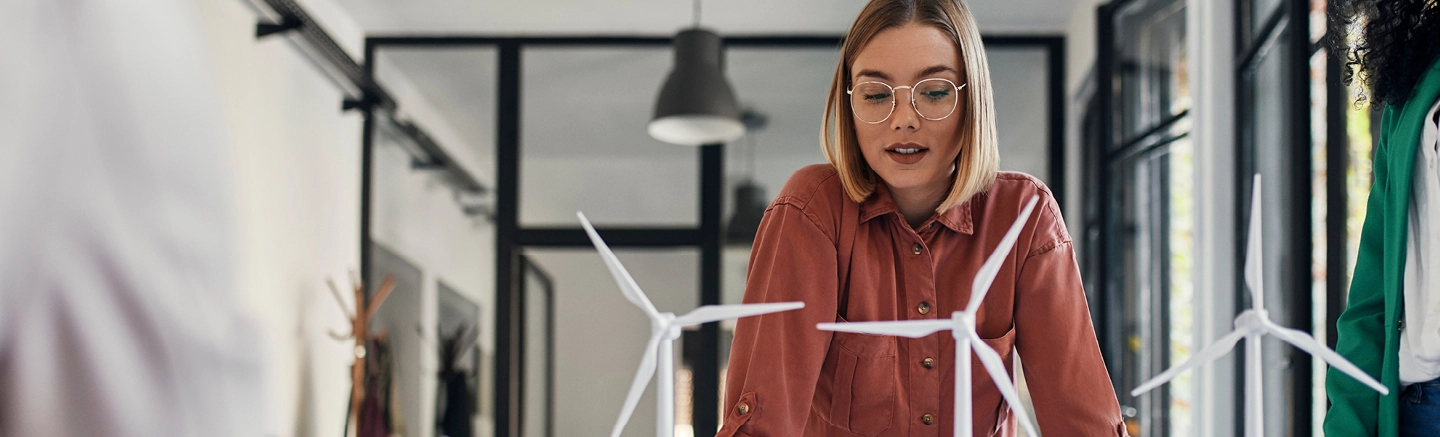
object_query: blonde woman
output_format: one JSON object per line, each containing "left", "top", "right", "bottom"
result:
{"left": 719, "top": 0, "right": 1126, "bottom": 435}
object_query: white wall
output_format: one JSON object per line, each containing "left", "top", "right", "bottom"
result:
{"left": 199, "top": 2, "right": 361, "bottom": 436}
{"left": 1063, "top": 0, "right": 1104, "bottom": 243}
{"left": 198, "top": 2, "right": 494, "bottom": 436}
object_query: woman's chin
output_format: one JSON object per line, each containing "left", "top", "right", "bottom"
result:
{"left": 877, "top": 174, "right": 937, "bottom": 192}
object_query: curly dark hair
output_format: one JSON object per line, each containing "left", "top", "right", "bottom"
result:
{"left": 1326, "top": 0, "right": 1440, "bottom": 106}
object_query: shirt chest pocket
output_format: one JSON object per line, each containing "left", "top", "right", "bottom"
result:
{"left": 822, "top": 329, "right": 898, "bottom": 437}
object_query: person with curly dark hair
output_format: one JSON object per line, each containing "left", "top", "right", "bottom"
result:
{"left": 1325, "top": 1, "right": 1440, "bottom": 436}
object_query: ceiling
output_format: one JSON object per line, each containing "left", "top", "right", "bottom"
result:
{"left": 332, "top": 0, "right": 1081, "bottom": 36}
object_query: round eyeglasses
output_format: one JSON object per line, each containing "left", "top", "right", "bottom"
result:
{"left": 847, "top": 78, "right": 965, "bottom": 124}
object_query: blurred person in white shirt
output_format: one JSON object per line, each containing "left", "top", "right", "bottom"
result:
{"left": 0, "top": 0, "right": 262, "bottom": 435}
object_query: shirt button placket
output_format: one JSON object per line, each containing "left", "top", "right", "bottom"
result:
{"left": 912, "top": 242, "right": 923, "bottom": 255}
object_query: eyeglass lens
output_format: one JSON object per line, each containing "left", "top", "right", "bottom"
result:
{"left": 850, "top": 79, "right": 959, "bottom": 124}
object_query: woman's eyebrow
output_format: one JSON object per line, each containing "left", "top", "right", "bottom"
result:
{"left": 854, "top": 69, "right": 892, "bottom": 81}
{"left": 917, "top": 65, "right": 958, "bottom": 77}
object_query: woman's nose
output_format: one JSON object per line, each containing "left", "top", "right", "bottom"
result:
{"left": 890, "top": 91, "right": 920, "bottom": 131}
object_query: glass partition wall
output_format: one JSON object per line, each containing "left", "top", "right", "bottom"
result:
{"left": 365, "top": 34, "right": 1067, "bottom": 437}
{"left": 366, "top": 45, "right": 500, "bottom": 437}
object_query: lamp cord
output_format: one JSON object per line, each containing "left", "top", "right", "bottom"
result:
{"left": 693, "top": 0, "right": 701, "bottom": 28}
{"left": 745, "top": 129, "right": 756, "bottom": 181}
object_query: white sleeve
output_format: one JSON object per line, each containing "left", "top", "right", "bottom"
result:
{"left": 0, "top": 0, "right": 263, "bottom": 435}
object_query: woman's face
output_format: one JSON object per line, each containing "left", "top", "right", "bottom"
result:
{"left": 850, "top": 23, "right": 966, "bottom": 195}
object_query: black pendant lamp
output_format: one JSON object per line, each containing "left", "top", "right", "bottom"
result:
{"left": 725, "top": 110, "right": 769, "bottom": 245}
{"left": 647, "top": 1, "right": 744, "bottom": 146}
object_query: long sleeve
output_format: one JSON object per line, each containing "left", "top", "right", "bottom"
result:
{"left": 719, "top": 202, "right": 841, "bottom": 436}
{"left": 1324, "top": 130, "right": 1391, "bottom": 437}
{"left": 1012, "top": 198, "right": 1127, "bottom": 436}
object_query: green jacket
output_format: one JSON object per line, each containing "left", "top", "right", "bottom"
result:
{"left": 1324, "top": 58, "right": 1440, "bottom": 437}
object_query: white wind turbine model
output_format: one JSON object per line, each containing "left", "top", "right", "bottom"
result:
{"left": 578, "top": 212, "right": 805, "bottom": 437}
{"left": 817, "top": 195, "right": 1042, "bottom": 437}
{"left": 1131, "top": 174, "right": 1387, "bottom": 436}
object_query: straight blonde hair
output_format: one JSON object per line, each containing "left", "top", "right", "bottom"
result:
{"left": 821, "top": 0, "right": 999, "bottom": 212}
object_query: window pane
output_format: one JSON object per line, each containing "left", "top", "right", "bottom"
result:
{"left": 1168, "top": 137, "right": 1195, "bottom": 437}
{"left": 375, "top": 47, "right": 498, "bottom": 189}
{"left": 1253, "top": 0, "right": 1284, "bottom": 33}
{"left": 1114, "top": 147, "right": 1190, "bottom": 437}
{"left": 366, "top": 243, "right": 429, "bottom": 437}
{"left": 521, "top": 47, "right": 698, "bottom": 227}
{"left": 1308, "top": 48, "right": 1330, "bottom": 436}
{"left": 522, "top": 260, "right": 554, "bottom": 437}
{"left": 1239, "top": 25, "right": 1304, "bottom": 437}
{"left": 369, "top": 47, "right": 500, "bottom": 437}
{"left": 1115, "top": 0, "right": 1190, "bottom": 146}
{"left": 525, "top": 247, "right": 699, "bottom": 437}
{"left": 722, "top": 47, "right": 838, "bottom": 245}
{"left": 990, "top": 46, "right": 1053, "bottom": 183}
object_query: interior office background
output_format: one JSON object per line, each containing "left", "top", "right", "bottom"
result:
{"left": 47, "top": 0, "right": 1373, "bottom": 436}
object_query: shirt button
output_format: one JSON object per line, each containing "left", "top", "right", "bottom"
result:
{"left": 922, "top": 357, "right": 935, "bottom": 369}
{"left": 912, "top": 243, "right": 923, "bottom": 255}
{"left": 918, "top": 302, "right": 931, "bottom": 315}
{"left": 922, "top": 413, "right": 934, "bottom": 425}
{"left": 737, "top": 402, "right": 750, "bottom": 415}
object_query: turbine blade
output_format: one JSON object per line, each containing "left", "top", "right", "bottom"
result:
{"left": 674, "top": 302, "right": 804, "bottom": 326}
{"left": 815, "top": 319, "right": 954, "bottom": 338}
{"left": 610, "top": 330, "right": 663, "bottom": 437}
{"left": 1263, "top": 322, "right": 1389, "bottom": 395}
{"left": 968, "top": 330, "right": 1040, "bottom": 437}
{"left": 578, "top": 212, "right": 660, "bottom": 318}
{"left": 1245, "top": 174, "right": 1264, "bottom": 309}
{"left": 1131, "top": 328, "right": 1248, "bottom": 396}
{"left": 967, "top": 196, "right": 1041, "bottom": 314}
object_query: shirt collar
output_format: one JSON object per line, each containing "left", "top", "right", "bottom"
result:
{"left": 859, "top": 182, "right": 974, "bottom": 234}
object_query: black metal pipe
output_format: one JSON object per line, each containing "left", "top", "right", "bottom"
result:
{"left": 1047, "top": 37, "right": 1068, "bottom": 211}
{"left": 1325, "top": 44, "right": 1348, "bottom": 351}
{"left": 1285, "top": 0, "right": 1314, "bottom": 433}
{"left": 360, "top": 41, "right": 376, "bottom": 299}
{"left": 518, "top": 228, "right": 703, "bottom": 247}
{"left": 695, "top": 143, "right": 724, "bottom": 436}
{"left": 494, "top": 41, "right": 523, "bottom": 437}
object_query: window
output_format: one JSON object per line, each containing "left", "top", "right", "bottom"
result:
{"left": 1091, "top": 0, "right": 1193, "bottom": 435}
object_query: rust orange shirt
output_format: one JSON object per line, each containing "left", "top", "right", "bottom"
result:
{"left": 719, "top": 164, "right": 1127, "bottom": 437}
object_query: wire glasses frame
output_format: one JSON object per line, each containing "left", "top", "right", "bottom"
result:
{"left": 846, "top": 78, "right": 966, "bottom": 124}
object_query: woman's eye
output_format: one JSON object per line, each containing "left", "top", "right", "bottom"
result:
{"left": 921, "top": 90, "right": 950, "bottom": 101}
{"left": 863, "top": 92, "right": 892, "bottom": 102}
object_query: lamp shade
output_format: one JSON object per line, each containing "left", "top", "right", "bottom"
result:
{"left": 648, "top": 29, "right": 744, "bottom": 146}
{"left": 724, "top": 181, "right": 768, "bottom": 245}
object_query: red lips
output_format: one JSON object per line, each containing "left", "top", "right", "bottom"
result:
{"left": 885, "top": 142, "right": 929, "bottom": 165}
